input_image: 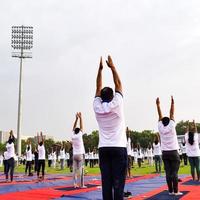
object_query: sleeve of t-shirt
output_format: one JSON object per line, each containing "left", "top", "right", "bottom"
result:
{"left": 93, "top": 97, "right": 102, "bottom": 113}
{"left": 170, "top": 120, "right": 175, "bottom": 128}
{"left": 109, "top": 92, "right": 123, "bottom": 109}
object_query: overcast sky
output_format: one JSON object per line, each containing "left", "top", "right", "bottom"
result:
{"left": 1, "top": 0, "right": 200, "bottom": 140}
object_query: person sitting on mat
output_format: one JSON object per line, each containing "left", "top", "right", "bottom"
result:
{"left": 185, "top": 120, "right": 200, "bottom": 181}
{"left": 156, "top": 96, "right": 182, "bottom": 196}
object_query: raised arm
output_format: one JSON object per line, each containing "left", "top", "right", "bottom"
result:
{"left": 193, "top": 120, "right": 198, "bottom": 133}
{"left": 106, "top": 55, "right": 122, "bottom": 94}
{"left": 170, "top": 96, "right": 174, "bottom": 120}
{"left": 156, "top": 97, "right": 162, "bottom": 121}
{"left": 37, "top": 132, "right": 40, "bottom": 144}
{"left": 72, "top": 113, "right": 79, "bottom": 131}
{"left": 78, "top": 112, "right": 83, "bottom": 132}
{"left": 40, "top": 132, "right": 44, "bottom": 143}
{"left": 95, "top": 57, "right": 103, "bottom": 97}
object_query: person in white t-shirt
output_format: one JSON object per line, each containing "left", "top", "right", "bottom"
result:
{"left": 137, "top": 143, "right": 143, "bottom": 168}
{"left": 60, "top": 146, "right": 65, "bottom": 170}
{"left": 72, "top": 112, "right": 85, "bottom": 188}
{"left": 48, "top": 151, "right": 53, "bottom": 167}
{"left": 93, "top": 56, "right": 127, "bottom": 200}
{"left": 126, "top": 127, "right": 132, "bottom": 178}
{"left": 156, "top": 96, "right": 182, "bottom": 196}
{"left": 52, "top": 150, "right": 57, "bottom": 168}
{"left": 0, "top": 154, "right": 3, "bottom": 167}
{"left": 185, "top": 120, "right": 200, "bottom": 181}
{"left": 25, "top": 140, "right": 33, "bottom": 176}
{"left": 37, "top": 132, "right": 46, "bottom": 181}
{"left": 180, "top": 140, "right": 187, "bottom": 166}
{"left": 5, "top": 130, "right": 15, "bottom": 182}
{"left": 3, "top": 151, "right": 8, "bottom": 175}
{"left": 153, "top": 134, "right": 162, "bottom": 174}
{"left": 147, "top": 144, "right": 153, "bottom": 166}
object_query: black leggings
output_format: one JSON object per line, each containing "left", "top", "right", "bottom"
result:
{"left": 6, "top": 157, "right": 15, "bottom": 181}
{"left": 37, "top": 160, "right": 45, "bottom": 177}
{"left": 162, "top": 150, "right": 180, "bottom": 193}
{"left": 25, "top": 161, "right": 32, "bottom": 175}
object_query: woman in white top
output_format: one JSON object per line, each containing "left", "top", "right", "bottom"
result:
{"left": 180, "top": 140, "right": 187, "bottom": 166}
{"left": 185, "top": 120, "right": 200, "bottom": 181}
{"left": 60, "top": 146, "right": 65, "bottom": 170}
{"left": 72, "top": 112, "right": 85, "bottom": 188}
{"left": 156, "top": 96, "right": 182, "bottom": 196}
{"left": 153, "top": 134, "right": 162, "bottom": 174}
{"left": 137, "top": 143, "right": 143, "bottom": 168}
{"left": 25, "top": 140, "right": 32, "bottom": 176}
{"left": 147, "top": 144, "right": 153, "bottom": 166}
{"left": 37, "top": 132, "right": 46, "bottom": 181}
{"left": 5, "top": 130, "right": 15, "bottom": 182}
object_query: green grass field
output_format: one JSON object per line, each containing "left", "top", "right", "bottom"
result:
{"left": 0, "top": 161, "right": 191, "bottom": 176}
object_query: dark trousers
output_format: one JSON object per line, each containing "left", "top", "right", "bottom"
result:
{"left": 90, "top": 159, "right": 94, "bottom": 168}
{"left": 99, "top": 147, "right": 127, "bottom": 200}
{"left": 48, "top": 160, "right": 52, "bottom": 167}
{"left": 137, "top": 158, "right": 142, "bottom": 168}
{"left": 182, "top": 153, "right": 188, "bottom": 165}
{"left": 25, "top": 161, "right": 32, "bottom": 175}
{"left": 37, "top": 159, "right": 45, "bottom": 177}
{"left": 6, "top": 157, "right": 15, "bottom": 181}
{"left": 154, "top": 155, "right": 162, "bottom": 173}
{"left": 162, "top": 150, "right": 180, "bottom": 193}
{"left": 34, "top": 159, "right": 38, "bottom": 172}
{"left": 188, "top": 157, "right": 200, "bottom": 180}
{"left": 3, "top": 160, "right": 8, "bottom": 174}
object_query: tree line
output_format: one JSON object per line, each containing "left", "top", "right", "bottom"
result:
{"left": 0, "top": 120, "right": 200, "bottom": 154}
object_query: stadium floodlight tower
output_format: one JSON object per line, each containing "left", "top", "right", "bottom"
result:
{"left": 11, "top": 25, "right": 33, "bottom": 156}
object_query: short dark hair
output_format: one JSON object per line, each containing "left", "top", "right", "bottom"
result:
{"left": 74, "top": 128, "right": 80, "bottom": 134}
{"left": 161, "top": 117, "right": 170, "bottom": 126}
{"left": 100, "top": 87, "right": 114, "bottom": 102}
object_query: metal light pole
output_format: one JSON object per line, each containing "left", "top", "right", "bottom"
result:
{"left": 11, "top": 25, "right": 33, "bottom": 156}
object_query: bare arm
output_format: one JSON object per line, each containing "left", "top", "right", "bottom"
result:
{"left": 170, "top": 96, "right": 174, "bottom": 120}
{"left": 72, "top": 113, "right": 79, "bottom": 131}
{"left": 40, "top": 132, "right": 44, "bottom": 143}
{"left": 37, "top": 132, "right": 40, "bottom": 144}
{"left": 78, "top": 112, "right": 83, "bottom": 132}
{"left": 106, "top": 55, "right": 122, "bottom": 94}
{"left": 95, "top": 57, "right": 103, "bottom": 97}
{"left": 193, "top": 120, "right": 198, "bottom": 133}
{"left": 156, "top": 98, "right": 162, "bottom": 121}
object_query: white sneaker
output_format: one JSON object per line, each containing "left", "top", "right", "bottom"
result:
{"left": 169, "top": 192, "right": 174, "bottom": 195}
{"left": 174, "top": 192, "right": 183, "bottom": 196}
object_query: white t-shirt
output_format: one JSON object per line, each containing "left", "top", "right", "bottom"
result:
{"left": 93, "top": 92, "right": 127, "bottom": 148}
{"left": 185, "top": 132, "right": 200, "bottom": 157}
{"left": 181, "top": 144, "right": 187, "bottom": 154}
{"left": 147, "top": 148, "right": 153, "bottom": 157}
{"left": 4, "top": 151, "right": 9, "bottom": 160}
{"left": 153, "top": 143, "right": 162, "bottom": 156}
{"left": 137, "top": 149, "right": 143, "bottom": 159}
{"left": 6, "top": 142, "right": 15, "bottom": 159}
{"left": 158, "top": 120, "right": 179, "bottom": 151}
{"left": 127, "top": 138, "right": 132, "bottom": 156}
{"left": 72, "top": 131, "right": 85, "bottom": 155}
{"left": 60, "top": 149, "right": 65, "bottom": 159}
{"left": 38, "top": 144, "right": 45, "bottom": 160}
{"left": 26, "top": 145, "right": 32, "bottom": 161}
{"left": 48, "top": 153, "right": 53, "bottom": 160}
